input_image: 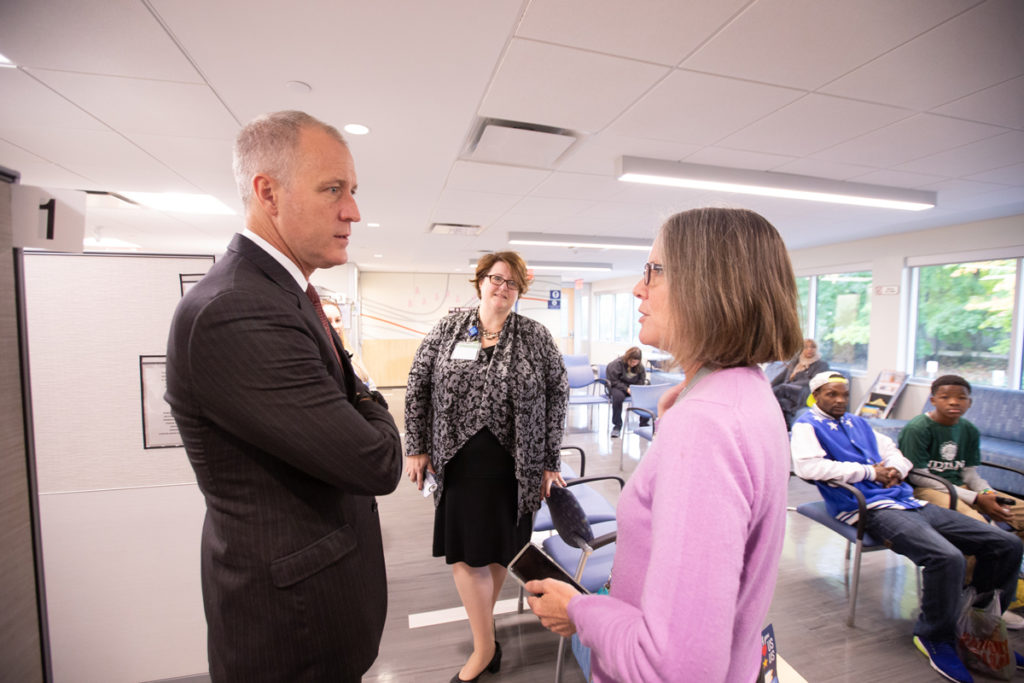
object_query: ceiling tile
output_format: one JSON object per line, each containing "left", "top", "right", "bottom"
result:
{"left": 718, "top": 94, "right": 912, "bottom": 156}
{"left": 28, "top": 69, "right": 239, "bottom": 139}
{"left": 682, "top": 0, "right": 976, "bottom": 89}
{"left": 446, "top": 162, "right": 551, "bottom": 195}
{"left": 967, "top": 162, "right": 1024, "bottom": 186}
{"left": 0, "top": 126, "right": 190, "bottom": 192}
{"left": 530, "top": 172, "right": 629, "bottom": 202}
{"left": 896, "top": 130, "right": 1024, "bottom": 176}
{"left": 822, "top": 0, "right": 1024, "bottom": 110}
{"left": 503, "top": 195, "right": 595, "bottom": 218}
{"left": 933, "top": 76, "right": 1024, "bottom": 130}
{"left": 812, "top": 113, "right": 1005, "bottom": 168}
{"left": 0, "top": 69, "right": 109, "bottom": 131}
{"left": 478, "top": 39, "right": 669, "bottom": 133}
{"left": 0, "top": 0, "right": 201, "bottom": 81}
{"left": 608, "top": 70, "right": 803, "bottom": 145}
{"left": 0, "top": 138, "right": 95, "bottom": 189}
{"left": 126, "top": 133, "right": 238, "bottom": 205}
{"left": 516, "top": 0, "right": 749, "bottom": 66}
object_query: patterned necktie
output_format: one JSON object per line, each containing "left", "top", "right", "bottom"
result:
{"left": 305, "top": 284, "right": 342, "bottom": 366}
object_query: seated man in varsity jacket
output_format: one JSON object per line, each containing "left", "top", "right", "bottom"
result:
{"left": 791, "top": 371, "right": 1023, "bottom": 683}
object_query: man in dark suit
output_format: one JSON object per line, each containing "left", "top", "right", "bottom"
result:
{"left": 165, "top": 111, "right": 403, "bottom": 682}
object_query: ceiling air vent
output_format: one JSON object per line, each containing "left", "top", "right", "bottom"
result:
{"left": 464, "top": 118, "right": 578, "bottom": 169}
{"left": 429, "top": 222, "right": 483, "bottom": 236}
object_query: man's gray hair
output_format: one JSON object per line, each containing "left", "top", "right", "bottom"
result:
{"left": 232, "top": 111, "right": 347, "bottom": 210}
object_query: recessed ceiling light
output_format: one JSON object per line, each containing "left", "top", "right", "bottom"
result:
{"left": 373, "top": 254, "right": 383, "bottom": 258}
{"left": 0, "top": 53, "right": 16, "bottom": 68}
{"left": 121, "top": 191, "right": 235, "bottom": 215}
{"left": 344, "top": 123, "right": 370, "bottom": 136}
{"left": 367, "top": 222, "right": 380, "bottom": 227}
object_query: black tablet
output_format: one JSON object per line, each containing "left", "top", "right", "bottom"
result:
{"left": 507, "top": 542, "right": 589, "bottom": 595}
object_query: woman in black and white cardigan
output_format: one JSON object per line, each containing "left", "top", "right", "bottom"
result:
{"left": 404, "top": 251, "right": 568, "bottom": 683}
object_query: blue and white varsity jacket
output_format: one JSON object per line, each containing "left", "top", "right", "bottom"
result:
{"left": 791, "top": 405, "right": 923, "bottom": 524}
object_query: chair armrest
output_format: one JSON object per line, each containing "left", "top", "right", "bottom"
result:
{"left": 593, "top": 377, "right": 610, "bottom": 396}
{"left": 824, "top": 479, "right": 870, "bottom": 542}
{"left": 588, "top": 530, "right": 617, "bottom": 552}
{"left": 558, "top": 445, "right": 586, "bottom": 477}
{"left": 626, "top": 407, "right": 655, "bottom": 421}
{"left": 979, "top": 460, "right": 1024, "bottom": 478}
{"left": 564, "top": 475, "right": 625, "bottom": 491}
{"left": 909, "top": 470, "right": 959, "bottom": 510}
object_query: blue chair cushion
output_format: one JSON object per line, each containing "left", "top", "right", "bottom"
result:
{"left": 543, "top": 521, "right": 616, "bottom": 593}
{"left": 795, "top": 501, "right": 883, "bottom": 547}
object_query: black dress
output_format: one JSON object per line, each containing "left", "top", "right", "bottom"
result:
{"left": 432, "top": 348, "right": 533, "bottom": 567}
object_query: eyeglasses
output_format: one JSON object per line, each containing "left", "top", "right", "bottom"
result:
{"left": 642, "top": 262, "right": 664, "bottom": 286}
{"left": 484, "top": 274, "right": 520, "bottom": 291}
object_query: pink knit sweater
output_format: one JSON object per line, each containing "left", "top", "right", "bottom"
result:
{"left": 567, "top": 366, "right": 790, "bottom": 682}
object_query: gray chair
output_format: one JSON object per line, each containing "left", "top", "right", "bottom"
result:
{"left": 566, "top": 363, "right": 610, "bottom": 429}
{"left": 622, "top": 383, "right": 673, "bottom": 467}
{"left": 794, "top": 472, "right": 956, "bottom": 626}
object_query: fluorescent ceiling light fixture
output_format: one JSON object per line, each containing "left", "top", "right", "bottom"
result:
{"left": 344, "top": 123, "right": 370, "bottom": 135}
{"left": 617, "top": 156, "right": 936, "bottom": 211}
{"left": 83, "top": 236, "right": 141, "bottom": 251}
{"left": 509, "top": 231, "right": 650, "bottom": 251}
{"left": 121, "top": 191, "right": 235, "bottom": 215}
{"left": 0, "top": 53, "right": 15, "bottom": 68}
{"left": 469, "top": 259, "right": 611, "bottom": 272}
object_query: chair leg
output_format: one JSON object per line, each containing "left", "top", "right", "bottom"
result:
{"left": 847, "top": 538, "right": 863, "bottom": 627}
{"left": 555, "top": 636, "right": 566, "bottom": 683}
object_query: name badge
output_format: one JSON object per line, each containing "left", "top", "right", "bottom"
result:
{"left": 451, "top": 341, "right": 481, "bottom": 361}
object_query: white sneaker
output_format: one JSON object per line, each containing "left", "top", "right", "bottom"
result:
{"left": 1003, "top": 609, "right": 1024, "bottom": 630}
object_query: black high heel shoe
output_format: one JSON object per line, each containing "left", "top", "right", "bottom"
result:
{"left": 449, "top": 641, "right": 501, "bottom": 683}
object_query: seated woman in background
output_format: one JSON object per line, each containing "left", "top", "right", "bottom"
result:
{"left": 606, "top": 346, "right": 647, "bottom": 438}
{"left": 771, "top": 338, "right": 828, "bottom": 427}
{"left": 526, "top": 207, "right": 803, "bottom": 682}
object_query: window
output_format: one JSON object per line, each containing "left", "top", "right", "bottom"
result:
{"left": 597, "top": 294, "right": 614, "bottom": 342}
{"left": 795, "top": 270, "right": 871, "bottom": 371}
{"left": 814, "top": 271, "right": 871, "bottom": 371}
{"left": 910, "top": 258, "right": 1021, "bottom": 388}
{"left": 614, "top": 292, "right": 634, "bottom": 342}
{"left": 796, "top": 275, "right": 811, "bottom": 334}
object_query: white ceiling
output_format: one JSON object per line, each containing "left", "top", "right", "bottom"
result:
{"left": 1, "top": 0, "right": 1022, "bottom": 280}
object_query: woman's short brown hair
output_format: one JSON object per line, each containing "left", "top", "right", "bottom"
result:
{"left": 659, "top": 208, "right": 802, "bottom": 369}
{"left": 471, "top": 251, "right": 530, "bottom": 297}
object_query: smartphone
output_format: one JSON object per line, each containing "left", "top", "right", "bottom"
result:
{"left": 507, "top": 542, "right": 589, "bottom": 595}
{"left": 995, "top": 496, "right": 1017, "bottom": 506}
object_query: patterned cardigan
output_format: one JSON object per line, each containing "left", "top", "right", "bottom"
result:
{"left": 405, "top": 309, "right": 568, "bottom": 519}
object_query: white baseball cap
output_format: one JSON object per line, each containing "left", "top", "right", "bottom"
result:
{"left": 809, "top": 371, "right": 848, "bottom": 394}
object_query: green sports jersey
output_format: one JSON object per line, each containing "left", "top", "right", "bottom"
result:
{"left": 898, "top": 413, "right": 981, "bottom": 487}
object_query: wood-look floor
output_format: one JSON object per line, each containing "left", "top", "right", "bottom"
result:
{"left": 366, "top": 405, "right": 1024, "bottom": 683}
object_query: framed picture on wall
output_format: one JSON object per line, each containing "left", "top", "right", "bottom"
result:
{"left": 139, "top": 355, "right": 183, "bottom": 449}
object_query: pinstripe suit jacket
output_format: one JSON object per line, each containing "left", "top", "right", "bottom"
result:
{"left": 165, "top": 234, "right": 402, "bottom": 682}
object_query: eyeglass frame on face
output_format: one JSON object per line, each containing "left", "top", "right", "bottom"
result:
{"left": 643, "top": 262, "right": 664, "bottom": 286}
{"left": 483, "top": 273, "right": 521, "bottom": 292}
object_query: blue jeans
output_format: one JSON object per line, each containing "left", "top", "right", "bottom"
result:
{"left": 864, "top": 504, "right": 1023, "bottom": 643}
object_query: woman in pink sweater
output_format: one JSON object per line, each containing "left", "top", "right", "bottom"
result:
{"left": 527, "top": 208, "right": 803, "bottom": 682}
